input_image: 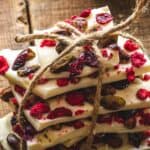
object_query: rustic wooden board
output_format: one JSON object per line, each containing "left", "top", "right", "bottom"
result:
{"left": 0, "top": 0, "right": 149, "bottom": 117}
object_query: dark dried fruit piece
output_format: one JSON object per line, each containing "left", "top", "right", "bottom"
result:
{"left": 118, "top": 110, "right": 137, "bottom": 120}
{"left": 12, "top": 48, "right": 35, "bottom": 70}
{"left": 110, "top": 79, "right": 130, "bottom": 90}
{"left": 124, "top": 117, "right": 136, "bottom": 129}
{"left": 72, "top": 17, "right": 87, "bottom": 32}
{"left": 100, "top": 95, "right": 126, "bottom": 110}
{"left": 7, "top": 133, "right": 20, "bottom": 150}
{"left": 128, "top": 133, "right": 144, "bottom": 148}
{"left": 54, "top": 29, "right": 71, "bottom": 36}
{"left": 17, "top": 65, "right": 40, "bottom": 77}
{"left": 96, "top": 13, "right": 113, "bottom": 24}
{"left": 56, "top": 42, "right": 68, "bottom": 54}
{"left": 119, "top": 50, "right": 130, "bottom": 64}
{"left": 101, "top": 84, "right": 116, "bottom": 96}
{"left": 105, "top": 134, "right": 123, "bottom": 148}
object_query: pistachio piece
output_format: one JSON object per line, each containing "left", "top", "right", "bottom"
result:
{"left": 7, "top": 133, "right": 20, "bottom": 150}
{"left": 100, "top": 95, "right": 126, "bottom": 110}
{"left": 17, "top": 65, "right": 40, "bottom": 77}
{"left": 12, "top": 48, "right": 35, "bottom": 70}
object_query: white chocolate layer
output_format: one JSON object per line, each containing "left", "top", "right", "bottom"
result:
{"left": 11, "top": 78, "right": 150, "bottom": 131}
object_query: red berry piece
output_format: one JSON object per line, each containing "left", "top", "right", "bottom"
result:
{"left": 56, "top": 78, "right": 69, "bottom": 87}
{"left": 47, "top": 107, "right": 72, "bottom": 119}
{"left": 13, "top": 124, "right": 24, "bottom": 137}
{"left": 0, "top": 56, "right": 9, "bottom": 74}
{"left": 124, "top": 40, "right": 139, "bottom": 52}
{"left": 38, "top": 78, "right": 49, "bottom": 84}
{"left": 66, "top": 91, "right": 85, "bottom": 106}
{"left": 75, "top": 109, "right": 85, "bottom": 116}
{"left": 40, "top": 39, "right": 56, "bottom": 48}
{"left": 72, "top": 120, "right": 84, "bottom": 129}
{"left": 70, "top": 77, "right": 80, "bottom": 84}
{"left": 136, "top": 89, "right": 148, "bottom": 100}
{"left": 96, "top": 13, "right": 113, "bottom": 24}
{"left": 71, "top": 15, "right": 78, "bottom": 20}
{"left": 101, "top": 49, "right": 108, "bottom": 58}
{"left": 143, "top": 74, "right": 150, "bottom": 81}
{"left": 14, "top": 85, "right": 26, "bottom": 96}
{"left": 64, "top": 19, "right": 73, "bottom": 25}
{"left": 10, "top": 98, "right": 18, "bottom": 106}
{"left": 131, "top": 52, "right": 146, "bottom": 68}
{"left": 97, "top": 114, "right": 112, "bottom": 124}
{"left": 80, "top": 8, "right": 91, "bottom": 18}
{"left": 126, "top": 67, "right": 135, "bottom": 82}
{"left": 30, "top": 102, "right": 50, "bottom": 119}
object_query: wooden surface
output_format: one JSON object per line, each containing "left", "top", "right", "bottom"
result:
{"left": 0, "top": 0, "right": 150, "bottom": 117}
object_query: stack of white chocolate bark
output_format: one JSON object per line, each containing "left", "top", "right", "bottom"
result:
{"left": 0, "top": 6, "right": 150, "bottom": 150}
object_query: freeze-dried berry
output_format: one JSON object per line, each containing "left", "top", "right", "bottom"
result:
{"left": 124, "top": 40, "right": 139, "bottom": 51}
{"left": 0, "top": 56, "right": 9, "bottom": 74}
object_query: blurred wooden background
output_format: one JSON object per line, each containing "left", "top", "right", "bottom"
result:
{"left": 0, "top": 0, "right": 150, "bottom": 117}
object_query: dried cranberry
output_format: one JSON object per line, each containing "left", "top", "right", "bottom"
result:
{"left": 10, "top": 97, "right": 18, "bottom": 106}
{"left": 0, "top": 56, "right": 9, "bottom": 74}
{"left": 96, "top": 13, "right": 113, "bottom": 24}
{"left": 140, "top": 113, "right": 150, "bottom": 125}
{"left": 124, "top": 117, "right": 136, "bottom": 129}
{"left": 143, "top": 74, "right": 150, "bottom": 81}
{"left": 83, "top": 50, "right": 99, "bottom": 67}
{"left": 71, "top": 15, "right": 78, "bottom": 20}
{"left": 13, "top": 124, "right": 24, "bottom": 137}
{"left": 40, "top": 39, "right": 56, "bottom": 48}
{"left": 75, "top": 109, "right": 85, "bottom": 116}
{"left": 124, "top": 40, "right": 139, "bottom": 51}
{"left": 47, "top": 107, "right": 72, "bottom": 119}
{"left": 72, "top": 17, "right": 87, "bottom": 32}
{"left": 128, "top": 133, "right": 144, "bottom": 148}
{"left": 72, "top": 120, "right": 84, "bottom": 129}
{"left": 131, "top": 52, "right": 146, "bottom": 68}
{"left": 14, "top": 85, "right": 26, "bottom": 96}
{"left": 126, "top": 67, "right": 135, "bottom": 82}
{"left": 66, "top": 91, "right": 85, "bottom": 106}
{"left": 28, "top": 73, "right": 34, "bottom": 80}
{"left": 69, "top": 59, "right": 84, "bottom": 76}
{"left": 70, "top": 77, "right": 80, "bottom": 84}
{"left": 38, "top": 78, "right": 49, "bottom": 84}
{"left": 80, "top": 8, "right": 91, "bottom": 18}
{"left": 110, "top": 80, "right": 130, "bottom": 90}
{"left": 30, "top": 102, "right": 50, "bottom": 119}
{"left": 12, "top": 48, "right": 35, "bottom": 70}
{"left": 136, "top": 88, "right": 148, "bottom": 100}
{"left": 56, "top": 78, "right": 69, "bottom": 87}
{"left": 101, "top": 49, "right": 108, "bottom": 57}
{"left": 97, "top": 114, "right": 112, "bottom": 124}
{"left": 114, "top": 114, "right": 124, "bottom": 124}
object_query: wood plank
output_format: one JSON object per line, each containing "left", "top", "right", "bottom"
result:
{"left": 29, "top": 0, "right": 150, "bottom": 50}
{"left": 0, "top": 0, "right": 29, "bottom": 50}
{"left": 0, "top": 0, "right": 30, "bottom": 117}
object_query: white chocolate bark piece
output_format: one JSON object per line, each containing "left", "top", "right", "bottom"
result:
{"left": 27, "top": 108, "right": 150, "bottom": 150}
{"left": 11, "top": 78, "right": 150, "bottom": 131}
{"left": 0, "top": 113, "right": 17, "bottom": 150}
{"left": 1, "top": 47, "right": 40, "bottom": 88}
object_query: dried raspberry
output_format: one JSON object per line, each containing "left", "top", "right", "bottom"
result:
{"left": 136, "top": 89, "right": 148, "bottom": 100}
{"left": 14, "top": 85, "right": 26, "bottom": 96}
{"left": 47, "top": 107, "right": 72, "bottom": 119}
{"left": 126, "top": 67, "right": 135, "bottom": 82}
{"left": 0, "top": 56, "right": 9, "bottom": 74}
{"left": 66, "top": 91, "right": 85, "bottom": 106}
{"left": 143, "top": 74, "right": 150, "bottom": 81}
{"left": 72, "top": 120, "right": 84, "bottom": 129}
{"left": 80, "top": 8, "right": 91, "bottom": 18}
{"left": 40, "top": 39, "right": 56, "bottom": 48}
{"left": 38, "top": 78, "right": 49, "bottom": 84}
{"left": 97, "top": 114, "right": 112, "bottom": 124}
{"left": 13, "top": 124, "right": 24, "bottom": 137}
{"left": 75, "top": 109, "right": 85, "bottom": 116}
{"left": 124, "top": 40, "right": 139, "bottom": 51}
{"left": 96, "top": 13, "right": 113, "bottom": 24}
{"left": 131, "top": 52, "right": 146, "bottom": 68}
{"left": 10, "top": 97, "right": 18, "bottom": 106}
{"left": 30, "top": 102, "right": 50, "bottom": 119}
{"left": 101, "top": 49, "right": 108, "bottom": 57}
{"left": 56, "top": 78, "right": 69, "bottom": 87}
